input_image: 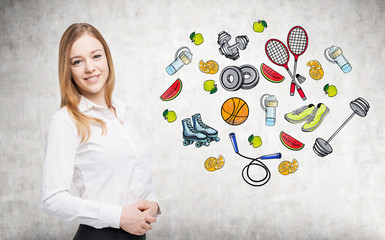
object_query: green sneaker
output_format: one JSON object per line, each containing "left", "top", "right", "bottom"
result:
{"left": 284, "top": 104, "right": 315, "bottom": 123}
{"left": 302, "top": 103, "right": 329, "bottom": 132}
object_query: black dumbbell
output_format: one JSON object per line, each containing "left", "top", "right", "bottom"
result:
{"left": 218, "top": 31, "right": 249, "bottom": 60}
{"left": 313, "top": 97, "right": 370, "bottom": 157}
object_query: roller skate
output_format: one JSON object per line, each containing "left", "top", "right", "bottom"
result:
{"left": 181, "top": 118, "right": 210, "bottom": 148}
{"left": 192, "top": 113, "right": 220, "bottom": 143}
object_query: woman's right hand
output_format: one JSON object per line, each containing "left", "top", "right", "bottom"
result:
{"left": 119, "top": 200, "right": 157, "bottom": 235}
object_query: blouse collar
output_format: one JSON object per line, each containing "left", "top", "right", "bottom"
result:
{"left": 78, "top": 95, "right": 127, "bottom": 114}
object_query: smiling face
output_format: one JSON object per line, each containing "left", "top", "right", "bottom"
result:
{"left": 70, "top": 33, "right": 109, "bottom": 105}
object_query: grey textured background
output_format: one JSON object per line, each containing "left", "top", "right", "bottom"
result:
{"left": 1, "top": 0, "right": 385, "bottom": 239}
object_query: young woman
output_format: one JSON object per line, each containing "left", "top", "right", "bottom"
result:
{"left": 42, "top": 23, "right": 160, "bottom": 240}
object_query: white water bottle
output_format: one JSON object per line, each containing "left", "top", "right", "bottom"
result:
{"left": 166, "top": 46, "right": 193, "bottom": 75}
{"left": 260, "top": 94, "right": 278, "bottom": 126}
{"left": 324, "top": 45, "right": 352, "bottom": 73}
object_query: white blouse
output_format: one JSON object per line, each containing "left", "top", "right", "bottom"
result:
{"left": 41, "top": 96, "right": 159, "bottom": 229}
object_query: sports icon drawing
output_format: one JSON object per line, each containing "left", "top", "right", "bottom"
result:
{"left": 160, "top": 78, "right": 182, "bottom": 101}
{"left": 204, "top": 155, "right": 225, "bottom": 172}
{"left": 307, "top": 60, "right": 324, "bottom": 80}
{"left": 221, "top": 97, "right": 249, "bottom": 126}
{"left": 182, "top": 113, "right": 219, "bottom": 148}
{"left": 163, "top": 109, "right": 177, "bottom": 123}
{"left": 324, "top": 45, "right": 352, "bottom": 73}
{"left": 278, "top": 159, "right": 299, "bottom": 175}
{"left": 219, "top": 65, "right": 259, "bottom": 91}
{"left": 260, "top": 63, "right": 285, "bottom": 83}
{"left": 203, "top": 80, "right": 218, "bottom": 94}
{"left": 217, "top": 31, "right": 249, "bottom": 61}
{"left": 229, "top": 133, "right": 282, "bottom": 187}
{"left": 190, "top": 32, "right": 204, "bottom": 45}
{"left": 198, "top": 59, "right": 219, "bottom": 74}
{"left": 279, "top": 131, "right": 305, "bottom": 151}
{"left": 166, "top": 46, "right": 193, "bottom": 75}
{"left": 260, "top": 94, "right": 278, "bottom": 126}
{"left": 284, "top": 103, "right": 329, "bottom": 132}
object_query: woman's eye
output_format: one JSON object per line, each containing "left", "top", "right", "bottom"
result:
{"left": 93, "top": 54, "right": 102, "bottom": 59}
{"left": 72, "top": 60, "right": 81, "bottom": 65}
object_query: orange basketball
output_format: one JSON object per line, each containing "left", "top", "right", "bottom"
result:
{"left": 221, "top": 97, "right": 249, "bottom": 125}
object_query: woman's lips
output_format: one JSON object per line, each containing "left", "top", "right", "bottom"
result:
{"left": 84, "top": 74, "right": 100, "bottom": 83}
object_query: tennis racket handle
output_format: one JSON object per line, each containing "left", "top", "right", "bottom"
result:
{"left": 260, "top": 153, "right": 282, "bottom": 160}
{"left": 297, "top": 87, "right": 307, "bottom": 100}
{"left": 229, "top": 133, "right": 239, "bottom": 153}
{"left": 290, "top": 81, "right": 295, "bottom": 96}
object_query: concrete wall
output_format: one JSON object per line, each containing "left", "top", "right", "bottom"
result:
{"left": 1, "top": 0, "right": 384, "bottom": 239}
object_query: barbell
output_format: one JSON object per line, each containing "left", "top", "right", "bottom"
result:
{"left": 313, "top": 97, "right": 370, "bottom": 157}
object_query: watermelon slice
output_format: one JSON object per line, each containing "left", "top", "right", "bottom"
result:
{"left": 160, "top": 78, "right": 182, "bottom": 101}
{"left": 279, "top": 131, "right": 304, "bottom": 151}
{"left": 261, "top": 63, "right": 285, "bottom": 83}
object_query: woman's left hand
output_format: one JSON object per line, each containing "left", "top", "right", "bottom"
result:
{"left": 142, "top": 200, "right": 159, "bottom": 218}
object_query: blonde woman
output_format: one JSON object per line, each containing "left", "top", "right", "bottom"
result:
{"left": 42, "top": 23, "right": 160, "bottom": 240}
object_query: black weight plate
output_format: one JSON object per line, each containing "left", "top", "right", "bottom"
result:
{"left": 240, "top": 64, "right": 259, "bottom": 90}
{"left": 350, "top": 97, "right": 370, "bottom": 117}
{"left": 219, "top": 66, "right": 243, "bottom": 91}
{"left": 313, "top": 138, "right": 333, "bottom": 157}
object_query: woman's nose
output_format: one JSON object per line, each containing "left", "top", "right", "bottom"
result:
{"left": 84, "top": 60, "right": 95, "bottom": 73}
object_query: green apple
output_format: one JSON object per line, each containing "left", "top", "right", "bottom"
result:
{"left": 248, "top": 134, "right": 262, "bottom": 148}
{"left": 163, "top": 109, "right": 177, "bottom": 123}
{"left": 190, "top": 32, "right": 204, "bottom": 45}
{"left": 203, "top": 80, "right": 217, "bottom": 94}
{"left": 253, "top": 20, "right": 267, "bottom": 33}
{"left": 324, "top": 84, "right": 338, "bottom": 97}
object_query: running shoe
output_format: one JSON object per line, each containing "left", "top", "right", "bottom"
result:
{"left": 284, "top": 104, "right": 315, "bottom": 123}
{"left": 301, "top": 103, "right": 329, "bottom": 132}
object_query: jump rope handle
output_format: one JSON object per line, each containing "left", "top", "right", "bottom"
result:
{"left": 260, "top": 153, "right": 282, "bottom": 160}
{"left": 230, "top": 133, "right": 281, "bottom": 159}
{"left": 229, "top": 133, "right": 239, "bottom": 153}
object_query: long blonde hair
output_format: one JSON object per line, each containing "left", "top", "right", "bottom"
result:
{"left": 58, "top": 23, "right": 115, "bottom": 143}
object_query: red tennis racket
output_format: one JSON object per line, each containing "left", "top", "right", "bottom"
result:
{"left": 287, "top": 26, "right": 308, "bottom": 96}
{"left": 265, "top": 39, "right": 306, "bottom": 100}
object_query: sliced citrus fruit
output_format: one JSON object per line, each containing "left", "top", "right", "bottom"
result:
{"left": 306, "top": 60, "right": 322, "bottom": 69}
{"left": 309, "top": 67, "right": 324, "bottom": 80}
{"left": 214, "top": 155, "right": 225, "bottom": 170}
{"left": 198, "top": 60, "right": 209, "bottom": 73}
{"left": 278, "top": 161, "right": 291, "bottom": 175}
{"left": 289, "top": 159, "right": 299, "bottom": 174}
{"left": 205, "top": 157, "right": 217, "bottom": 172}
{"left": 206, "top": 60, "right": 219, "bottom": 74}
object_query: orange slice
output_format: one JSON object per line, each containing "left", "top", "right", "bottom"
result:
{"left": 306, "top": 60, "right": 322, "bottom": 69}
{"left": 309, "top": 68, "right": 324, "bottom": 80}
{"left": 288, "top": 159, "right": 299, "bottom": 174}
{"left": 206, "top": 60, "right": 219, "bottom": 74}
{"left": 278, "top": 161, "right": 291, "bottom": 175}
{"left": 205, "top": 157, "right": 217, "bottom": 172}
{"left": 198, "top": 60, "right": 209, "bottom": 73}
{"left": 214, "top": 155, "right": 225, "bottom": 170}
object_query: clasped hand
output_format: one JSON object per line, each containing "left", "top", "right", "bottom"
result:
{"left": 119, "top": 200, "right": 159, "bottom": 236}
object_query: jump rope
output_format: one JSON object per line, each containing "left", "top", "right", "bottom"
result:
{"left": 229, "top": 133, "right": 282, "bottom": 187}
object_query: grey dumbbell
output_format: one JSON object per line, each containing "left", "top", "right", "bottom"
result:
{"left": 218, "top": 31, "right": 249, "bottom": 60}
{"left": 313, "top": 97, "right": 370, "bottom": 157}
{"left": 217, "top": 31, "right": 231, "bottom": 45}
